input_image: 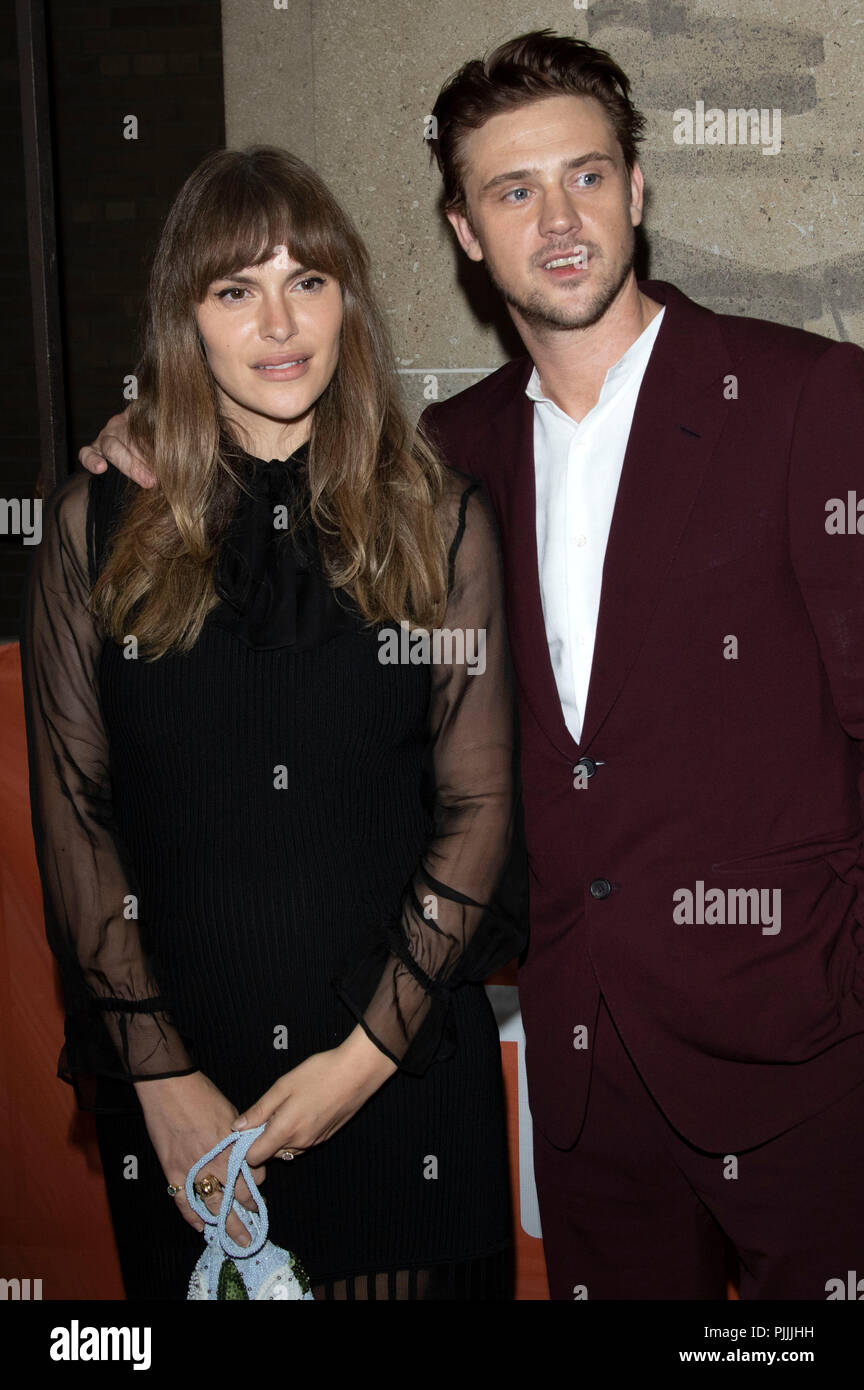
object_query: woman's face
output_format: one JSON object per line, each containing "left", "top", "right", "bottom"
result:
{"left": 195, "top": 245, "right": 343, "bottom": 454}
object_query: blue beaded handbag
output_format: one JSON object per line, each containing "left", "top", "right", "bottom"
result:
{"left": 185, "top": 1124, "right": 314, "bottom": 1300}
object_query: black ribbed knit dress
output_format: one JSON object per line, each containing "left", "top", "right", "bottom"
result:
{"left": 21, "top": 441, "right": 526, "bottom": 1301}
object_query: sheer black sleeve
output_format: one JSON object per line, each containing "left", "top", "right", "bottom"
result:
{"left": 331, "top": 474, "right": 528, "bottom": 1072}
{"left": 20, "top": 468, "right": 198, "bottom": 1088}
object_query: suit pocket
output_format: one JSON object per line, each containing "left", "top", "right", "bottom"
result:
{"left": 711, "top": 824, "right": 863, "bottom": 875}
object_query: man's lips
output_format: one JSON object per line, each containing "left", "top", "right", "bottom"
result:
{"left": 540, "top": 249, "right": 589, "bottom": 275}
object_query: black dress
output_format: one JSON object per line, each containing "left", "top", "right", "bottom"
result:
{"left": 20, "top": 441, "right": 527, "bottom": 1300}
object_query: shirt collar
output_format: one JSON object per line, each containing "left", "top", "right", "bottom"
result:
{"left": 525, "top": 305, "right": 666, "bottom": 412}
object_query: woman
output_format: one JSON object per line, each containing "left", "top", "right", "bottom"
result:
{"left": 21, "top": 145, "right": 526, "bottom": 1300}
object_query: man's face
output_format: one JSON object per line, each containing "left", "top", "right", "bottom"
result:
{"left": 447, "top": 93, "right": 644, "bottom": 334}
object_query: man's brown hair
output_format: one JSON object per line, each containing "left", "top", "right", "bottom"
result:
{"left": 428, "top": 30, "right": 646, "bottom": 213}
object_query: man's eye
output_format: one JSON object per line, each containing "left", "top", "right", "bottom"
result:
{"left": 504, "top": 188, "right": 530, "bottom": 203}
{"left": 576, "top": 172, "right": 600, "bottom": 188}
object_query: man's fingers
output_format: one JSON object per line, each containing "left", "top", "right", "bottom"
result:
{"left": 96, "top": 433, "right": 157, "bottom": 488}
{"left": 78, "top": 440, "right": 157, "bottom": 488}
{"left": 78, "top": 444, "right": 108, "bottom": 474}
{"left": 100, "top": 442, "right": 156, "bottom": 492}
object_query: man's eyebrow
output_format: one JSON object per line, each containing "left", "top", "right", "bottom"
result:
{"left": 479, "top": 152, "right": 617, "bottom": 194}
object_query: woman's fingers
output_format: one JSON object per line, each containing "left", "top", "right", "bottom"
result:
{"left": 232, "top": 1167, "right": 266, "bottom": 1213}
{"left": 171, "top": 1186, "right": 206, "bottom": 1234}
{"left": 161, "top": 1130, "right": 270, "bottom": 1248}
{"left": 171, "top": 1178, "right": 254, "bottom": 1247}
{"left": 188, "top": 1158, "right": 269, "bottom": 1241}
{"left": 240, "top": 1100, "right": 299, "bottom": 1166}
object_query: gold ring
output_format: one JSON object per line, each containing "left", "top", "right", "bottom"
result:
{"left": 193, "top": 1174, "right": 225, "bottom": 1198}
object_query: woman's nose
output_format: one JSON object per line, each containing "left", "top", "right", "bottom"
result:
{"left": 259, "top": 295, "right": 298, "bottom": 340}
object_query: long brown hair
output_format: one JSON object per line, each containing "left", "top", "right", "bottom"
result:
{"left": 90, "top": 145, "right": 448, "bottom": 659}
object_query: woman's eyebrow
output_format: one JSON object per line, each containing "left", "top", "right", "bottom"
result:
{"left": 211, "top": 266, "right": 312, "bottom": 284}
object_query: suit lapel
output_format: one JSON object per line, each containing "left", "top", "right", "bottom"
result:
{"left": 473, "top": 281, "right": 734, "bottom": 763}
{"left": 478, "top": 363, "right": 583, "bottom": 764}
{"left": 578, "top": 281, "right": 733, "bottom": 749}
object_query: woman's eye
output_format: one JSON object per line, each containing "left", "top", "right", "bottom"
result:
{"left": 213, "top": 275, "right": 326, "bottom": 300}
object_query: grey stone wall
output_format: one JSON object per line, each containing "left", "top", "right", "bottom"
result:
{"left": 221, "top": 0, "right": 863, "bottom": 414}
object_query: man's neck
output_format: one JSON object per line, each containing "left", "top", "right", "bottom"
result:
{"left": 515, "top": 275, "right": 663, "bottom": 423}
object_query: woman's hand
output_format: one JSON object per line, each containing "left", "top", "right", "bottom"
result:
{"left": 78, "top": 407, "right": 157, "bottom": 488}
{"left": 232, "top": 1026, "right": 399, "bottom": 1165}
{"left": 134, "top": 1070, "right": 266, "bottom": 1248}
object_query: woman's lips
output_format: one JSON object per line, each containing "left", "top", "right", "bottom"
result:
{"left": 251, "top": 356, "right": 311, "bottom": 380}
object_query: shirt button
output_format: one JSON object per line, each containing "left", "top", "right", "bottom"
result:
{"left": 589, "top": 878, "right": 613, "bottom": 899}
{"left": 575, "top": 533, "right": 587, "bottom": 547}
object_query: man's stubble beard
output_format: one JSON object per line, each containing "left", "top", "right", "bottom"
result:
{"left": 486, "top": 239, "right": 636, "bottom": 334}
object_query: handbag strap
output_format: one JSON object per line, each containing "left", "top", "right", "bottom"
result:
{"left": 185, "top": 1124, "right": 270, "bottom": 1258}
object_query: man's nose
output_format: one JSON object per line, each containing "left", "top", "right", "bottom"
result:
{"left": 537, "top": 187, "right": 583, "bottom": 239}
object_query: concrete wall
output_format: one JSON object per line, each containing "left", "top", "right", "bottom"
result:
{"left": 220, "top": 0, "right": 863, "bottom": 414}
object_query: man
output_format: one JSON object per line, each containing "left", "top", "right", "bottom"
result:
{"left": 81, "top": 31, "right": 864, "bottom": 1300}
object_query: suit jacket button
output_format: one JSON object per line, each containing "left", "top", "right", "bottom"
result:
{"left": 589, "top": 878, "right": 613, "bottom": 899}
{"left": 576, "top": 756, "right": 598, "bottom": 777}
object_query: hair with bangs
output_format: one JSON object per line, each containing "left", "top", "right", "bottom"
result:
{"left": 90, "top": 145, "right": 448, "bottom": 658}
{"left": 428, "top": 30, "right": 646, "bottom": 214}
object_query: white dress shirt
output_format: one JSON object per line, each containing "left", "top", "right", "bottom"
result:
{"left": 528, "top": 306, "right": 665, "bottom": 744}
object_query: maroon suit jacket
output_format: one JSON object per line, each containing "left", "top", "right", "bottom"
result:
{"left": 421, "top": 279, "right": 864, "bottom": 1152}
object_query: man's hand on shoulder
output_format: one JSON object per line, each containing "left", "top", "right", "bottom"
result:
{"left": 78, "top": 408, "right": 156, "bottom": 488}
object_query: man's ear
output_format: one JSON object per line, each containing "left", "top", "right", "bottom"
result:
{"left": 446, "top": 207, "right": 485, "bottom": 263}
{"left": 629, "top": 160, "right": 645, "bottom": 228}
